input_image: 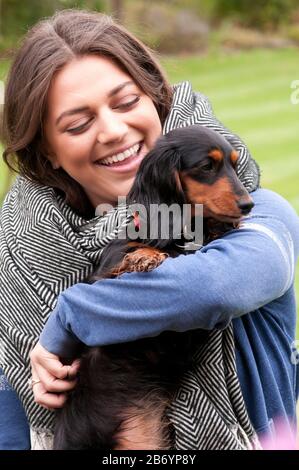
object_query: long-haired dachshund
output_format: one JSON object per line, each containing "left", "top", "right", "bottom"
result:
{"left": 54, "top": 125, "right": 254, "bottom": 450}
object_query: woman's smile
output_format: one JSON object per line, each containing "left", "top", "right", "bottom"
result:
{"left": 94, "top": 140, "right": 147, "bottom": 173}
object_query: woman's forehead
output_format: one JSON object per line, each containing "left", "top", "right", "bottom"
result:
{"left": 46, "top": 55, "right": 136, "bottom": 117}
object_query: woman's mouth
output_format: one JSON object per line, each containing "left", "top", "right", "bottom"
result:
{"left": 94, "top": 141, "right": 146, "bottom": 173}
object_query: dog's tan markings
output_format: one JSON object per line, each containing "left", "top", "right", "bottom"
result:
{"left": 181, "top": 174, "right": 242, "bottom": 218}
{"left": 208, "top": 149, "right": 223, "bottom": 162}
{"left": 180, "top": 176, "right": 207, "bottom": 206}
{"left": 112, "top": 246, "right": 169, "bottom": 276}
{"left": 127, "top": 241, "right": 144, "bottom": 249}
{"left": 212, "top": 177, "right": 239, "bottom": 213}
{"left": 230, "top": 150, "right": 239, "bottom": 166}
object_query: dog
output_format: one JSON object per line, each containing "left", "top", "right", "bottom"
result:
{"left": 53, "top": 125, "right": 254, "bottom": 450}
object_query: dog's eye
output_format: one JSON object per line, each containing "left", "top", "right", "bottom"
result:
{"left": 201, "top": 160, "right": 215, "bottom": 172}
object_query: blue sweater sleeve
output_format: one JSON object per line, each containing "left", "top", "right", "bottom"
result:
{"left": 40, "top": 189, "right": 299, "bottom": 356}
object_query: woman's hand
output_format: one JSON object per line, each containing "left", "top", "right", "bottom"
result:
{"left": 29, "top": 342, "right": 80, "bottom": 409}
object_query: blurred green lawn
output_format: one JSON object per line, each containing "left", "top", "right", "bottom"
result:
{"left": 1, "top": 49, "right": 299, "bottom": 337}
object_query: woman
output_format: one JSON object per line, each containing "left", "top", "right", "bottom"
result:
{"left": 1, "top": 9, "right": 298, "bottom": 450}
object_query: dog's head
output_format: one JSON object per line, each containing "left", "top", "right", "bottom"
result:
{"left": 129, "top": 125, "right": 254, "bottom": 225}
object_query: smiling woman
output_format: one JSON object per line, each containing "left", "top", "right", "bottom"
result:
{"left": 2, "top": 11, "right": 172, "bottom": 216}
{"left": 43, "top": 55, "right": 162, "bottom": 208}
{"left": 0, "top": 8, "right": 298, "bottom": 452}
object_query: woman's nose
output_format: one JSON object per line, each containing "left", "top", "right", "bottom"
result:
{"left": 96, "top": 113, "right": 128, "bottom": 144}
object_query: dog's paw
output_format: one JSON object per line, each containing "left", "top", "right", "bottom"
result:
{"left": 117, "top": 248, "right": 168, "bottom": 274}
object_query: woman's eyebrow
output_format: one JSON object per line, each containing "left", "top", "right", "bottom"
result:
{"left": 55, "top": 106, "right": 90, "bottom": 126}
{"left": 55, "top": 81, "right": 135, "bottom": 126}
{"left": 108, "top": 80, "right": 134, "bottom": 98}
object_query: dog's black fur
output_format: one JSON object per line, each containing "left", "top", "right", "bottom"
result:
{"left": 53, "top": 125, "right": 254, "bottom": 450}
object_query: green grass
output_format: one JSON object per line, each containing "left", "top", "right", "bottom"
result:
{"left": 1, "top": 49, "right": 299, "bottom": 337}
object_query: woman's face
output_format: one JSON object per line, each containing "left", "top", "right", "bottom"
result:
{"left": 44, "top": 55, "right": 162, "bottom": 208}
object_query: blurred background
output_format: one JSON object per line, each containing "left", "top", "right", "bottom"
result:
{"left": 0, "top": 0, "right": 299, "bottom": 339}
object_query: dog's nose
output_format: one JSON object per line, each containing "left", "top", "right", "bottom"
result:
{"left": 237, "top": 199, "right": 255, "bottom": 215}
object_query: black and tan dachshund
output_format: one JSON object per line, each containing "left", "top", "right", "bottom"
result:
{"left": 54, "top": 125, "right": 254, "bottom": 450}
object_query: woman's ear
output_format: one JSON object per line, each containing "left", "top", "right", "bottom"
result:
{"left": 46, "top": 151, "right": 60, "bottom": 170}
{"left": 52, "top": 161, "right": 60, "bottom": 170}
{"left": 40, "top": 140, "right": 60, "bottom": 170}
{"left": 46, "top": 153, "right": 60, "bottom": 170}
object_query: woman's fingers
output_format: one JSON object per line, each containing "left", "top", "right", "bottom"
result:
{"left": 33, "top": 363, "right": 76, "bottom": 393}
{"left": 32, "top": 381, "right": 68, "bottom": 409}
{"left": 30, "top": 342, "right": 73, "bottom": 380}
{"left": 29, "top": 342, "right": 79, "bottom": 408}
{"left": 67, "top": 358, "right": 81, "bottom": 379}
{"left": 30, "top": 363, "right": 69, "bottom": 408}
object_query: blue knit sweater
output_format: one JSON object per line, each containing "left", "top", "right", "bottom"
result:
{"left": 40, "top": 189, "right": 299, "bottom": 438}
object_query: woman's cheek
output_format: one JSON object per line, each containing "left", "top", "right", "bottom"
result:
{"left": 60, "top": 135, "right": 93, "bottom": 158}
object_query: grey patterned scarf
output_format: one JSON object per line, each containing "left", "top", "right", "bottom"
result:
{"left": 0, "top": 81, "right": 260, "bottom": 449}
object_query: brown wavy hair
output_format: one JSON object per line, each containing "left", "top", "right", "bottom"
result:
{"left": 2, "top": 9, "right": 173, "bottom": 215}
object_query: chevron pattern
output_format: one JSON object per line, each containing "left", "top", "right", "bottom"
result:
{"left": 0, "top": 81, "right": 260, "bottom": 448}
{"left": 166, "top": 327, "right": 259, "bottom": 449}
{"left": 0, "top": 177, "right": 132, "bottom": 431}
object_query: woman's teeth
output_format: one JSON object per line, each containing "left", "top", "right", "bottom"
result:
{"left": 99, "top": 143, "right": 141, "bottom": 166}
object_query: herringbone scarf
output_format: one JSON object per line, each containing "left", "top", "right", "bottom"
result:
{"left": 0, "top": 81, "right": 261, "bottom": 449}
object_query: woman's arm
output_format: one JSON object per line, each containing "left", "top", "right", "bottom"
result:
{"left": 40, "top": 189, "right": 299, "bottom": 356}
{"left": 31, "top": 188, "right": 299, "bottom": 408}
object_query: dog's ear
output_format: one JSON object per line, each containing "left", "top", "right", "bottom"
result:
{"left": 128, "top": 144, "right": 186, "bottom": 209}
{"left": 128, "top": 144, "right": 186, "bottom": 247}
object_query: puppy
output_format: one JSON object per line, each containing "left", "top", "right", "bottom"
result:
{"left": 54, "top": 125, "right": 254, "bottom": 450}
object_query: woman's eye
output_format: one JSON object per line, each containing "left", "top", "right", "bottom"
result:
{"left": 66, "top": 118, "right": 93, "bottom": 134}
{"left": 65, "top": 96, "right": 140, "bottom": 134}
{"left": 116, "top": 95, "right": 140, "bottom": 110}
